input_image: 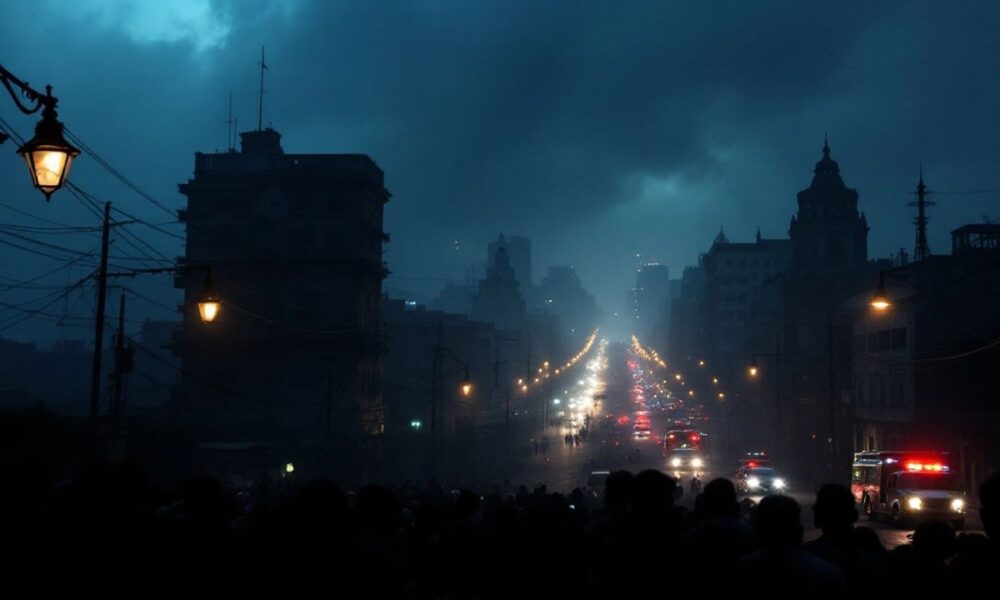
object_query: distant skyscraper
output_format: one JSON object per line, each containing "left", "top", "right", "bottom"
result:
{"left": 631, "top": 263, "right": 670, "bottom": 339}
{"left": 489, "top": 235, "right": 532, "bottom": 288}
{"left": 472, "top": 235, "right": 526, "bottom": 331}
{"left": 538, "top": 265, "right": 598, "bottom": 338}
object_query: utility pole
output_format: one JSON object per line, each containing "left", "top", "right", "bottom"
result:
{"left": 324, "top": 366, "right": 333, "bottom": 440}
{"left": 774, "top": 328, "right": 783, "bottom": 455}
{"left": 827, "top": 309, "right": 839, "bottom": 480}
{"left": 110, "top": 291, "right": 126, "bottom": 460}
{"left": 88, "top": 201, "right": 111, "bottom": 457}
{"left": 505, "top": 384, "right": 512, "bottom": 475}
{"left": 429, "top": 318, "right": 442, "bottom": 479}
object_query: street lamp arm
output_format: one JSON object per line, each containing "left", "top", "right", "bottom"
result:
{"left": 0, "top": 64, "right": 53, "bottom": 116}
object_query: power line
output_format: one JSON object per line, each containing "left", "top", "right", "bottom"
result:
{"left": 63, "top": 128, "right": 178, "bottom": 218}
{"left": 0, "top": 201, "right": 80, "bottom": 228}
{"left": 0, "top": 276, "right": 90, "bottom": 332}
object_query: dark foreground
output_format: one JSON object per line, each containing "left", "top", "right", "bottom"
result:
{"left": 4, "top": 464, "right": 997, "bottom": 597}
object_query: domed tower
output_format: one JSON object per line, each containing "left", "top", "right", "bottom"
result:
{"left": 788, "top": 139, "right": 869, "bottom": 273}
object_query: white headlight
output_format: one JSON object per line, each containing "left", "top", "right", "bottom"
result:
{"left": 671, "top": 458, "right": 682, "bottom": 467}
{"left": 691, "top": 458, "right": 704, "bottom": 468}
{"left": 773, "top": 478, "right": 786, "bottom": 489}
{"left": 907, "top": 496, "right": 923, "bottom": 511}
{"left": 747, "top": 477, "right": 760, "bottom": 489}
{"left": 951, "top": 498, "right": 965, "bottom": 512}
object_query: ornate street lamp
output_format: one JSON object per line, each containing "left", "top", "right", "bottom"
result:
{"left": 1, "top": 65, "right": 79, "bottom": 200}
{"left": 869, "top": 274, "right": 892, "bottom": 312}
{"left": 196, "top": 271, "right": 222, "bottom": 324}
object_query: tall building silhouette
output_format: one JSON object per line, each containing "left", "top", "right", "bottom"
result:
{"left": 175, "top": 128, "right": 389, "bottom": 449}
{"left": 489, "top": 235, "right": 532, "bottom": 288}
{"left": 789, "top": 140, "right": 869, "bottom": 273}
{"left": 471, "top": 235, "right": 526, "bottom": 331}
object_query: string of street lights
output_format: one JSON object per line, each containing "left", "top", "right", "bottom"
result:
{"left": 516, "top": 329, "right": 599, "bottom": 393}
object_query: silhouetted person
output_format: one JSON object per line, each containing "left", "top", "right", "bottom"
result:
{"left": 889, "top": 520, "right": 955, "bottom": 596}
{"left": 805, "top": 483, "right": 884, "bottom": 592}
{"left": 680, "top": 477, "right": 752, "bottom": 590}
{"left": 950, "top": 470, "right": 1000, "bottom": 593}
{"left": 587, "top": 470, "right": 633, "bottom": 595}
{"left": 740, "top": 495, "right": 846, "bottom": 596}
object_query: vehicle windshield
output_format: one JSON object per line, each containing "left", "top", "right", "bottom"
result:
{"left": 898, "top": 473, "right": 959, "bottom": 490}
{"left": 749, "top": 468, "right": 775, "bottom": 477}
{"left": 671, "top": 449, "right": 696, "bottom": 457}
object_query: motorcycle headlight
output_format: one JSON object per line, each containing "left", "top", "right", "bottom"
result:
{"left": 951, "top": 498, "right": 965, "bottom": 512}
{"left": 773, "top": 478, "right": 786, "bottom": 489}
{"left": 747, "top": 477, "right": 760, "bottom": 489}
{"left": 671, "top": 458, "right": 682, "bottom": 467}
{"left": 907, "top": 496, "right": 923, "bottom": 511}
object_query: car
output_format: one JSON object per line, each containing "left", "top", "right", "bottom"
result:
{"left": 736, "top": 467, "right": 787, "bottom": 494}
{"left": 667, "top": 448, "right": 705, "bottom": 474}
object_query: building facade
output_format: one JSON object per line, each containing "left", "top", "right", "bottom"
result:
{"left": 175, "top": 128, "right": 389, "bottom": 452}
{"left": 852, "top": 224, "right": 1000, "bottom": 492}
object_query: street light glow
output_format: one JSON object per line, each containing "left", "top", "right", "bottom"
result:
{"left": 870, "top": 274, "right": 892, "bottom": 312}
{"left": 196, "top": 272, "right": 222, "bottom": 323}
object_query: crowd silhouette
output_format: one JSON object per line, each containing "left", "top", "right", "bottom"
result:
{"left": 3, "top": 461, "right": 996, "bottom": 597}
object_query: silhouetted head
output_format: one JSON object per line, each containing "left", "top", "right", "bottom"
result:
{"left": 752, "top": 494, "right": 803, "bottom": 548}
{"left": 980, "top": 470, "right": 1000, "bottom": 539}
{"left": 604, "top": 470, "right": 633, "bottom": 514}
{"left": 851, "top": 526, "right": 887, "bottom": 558}
{"left": 631, "top": 469, "right": 676, "bottom": 517}
{"left": 702, "top": 478, "right": 739, "bottom": 519}
{"left": 912, "top": 520, "right": 956, "bottom": 562}
{"left": 356, "top": 484, "right": 401, "bottom": 534}
{"left": 813, "top": 483, "right": 857, "bottom": 533}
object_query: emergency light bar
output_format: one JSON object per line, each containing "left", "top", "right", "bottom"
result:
{"left": 905, "top": 462, "right": 949, "bottom": 472}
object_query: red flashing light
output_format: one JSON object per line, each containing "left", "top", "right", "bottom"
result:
{"left": 905, "top": 461, "right": 947, "bottom": 472}
{"left": 690, "top": 433, "right": 701, "bottom": 441}
{"left": 747, "top": 461, "right": 758, "bottom": 468}
{"left": 668, "top": 434, "right": 676, "bottom": 439}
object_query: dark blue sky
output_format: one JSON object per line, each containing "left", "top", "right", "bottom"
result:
{"left": 2, "top": 1, "right": 1000, "bottom": 343}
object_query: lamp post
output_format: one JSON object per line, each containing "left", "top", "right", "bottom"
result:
{"left": 429, "top": 318, "right": 476, "bottom": 480}
{"left": 747, "top": 329, "right": 794, "bottom": 457}
{"left": 0, "top": 64, "right": 79, "bottom": 200}
{"left": 89, "top": 262, "right": 219, "bottom": 458}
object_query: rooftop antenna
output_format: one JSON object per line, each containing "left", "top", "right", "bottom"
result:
{"left": 225, "top": 91, "right": 234, "bottom": 151}
{"left": 909, "top": 163, "right": 935, "bottom": 261}
{"left": 257, "top": 46, "right": 267, "bottom": 131}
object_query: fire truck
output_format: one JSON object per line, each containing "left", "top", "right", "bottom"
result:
{"left": 851, "top": 451, "right": 967, "bottom": 530}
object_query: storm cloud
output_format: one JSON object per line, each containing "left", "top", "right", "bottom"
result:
{"left": 2, "top": 0, "right": 999, "bottom": 340}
